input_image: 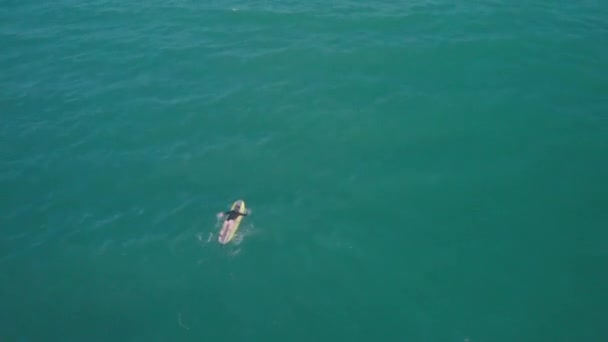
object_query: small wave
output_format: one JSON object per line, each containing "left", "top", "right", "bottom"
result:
{"left": 229, "top": 247, "right": 241, "bottom": 257}
{"left": 195, "top": 231, "right": 214, "bottom": 246}
{"left": 93, "top": 239, "right": 113, "bottom": 256}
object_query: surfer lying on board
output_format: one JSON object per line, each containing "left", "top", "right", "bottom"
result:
{"left": 216, "top": 201, "right": 250, "bottom": 242}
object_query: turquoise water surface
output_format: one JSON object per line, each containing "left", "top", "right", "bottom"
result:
{"left": 2, "top": 0, "right": 607, "bottom": 341}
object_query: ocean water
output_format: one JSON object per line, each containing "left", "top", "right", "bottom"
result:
{"left": 1, "top": 0, "right": 607, "bottom": 341}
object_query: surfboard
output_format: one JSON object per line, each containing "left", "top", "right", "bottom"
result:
{"left": 218, "top": 200, "right": 246, "bottom": 244}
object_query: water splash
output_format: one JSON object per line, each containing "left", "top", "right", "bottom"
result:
{"left": 177, "top": 312, "right": 190, "bottom": 330}
{"left": 230, "top": 223, "right": 258, "bottom": 246}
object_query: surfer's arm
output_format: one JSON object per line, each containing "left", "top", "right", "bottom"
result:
{"left": 216, "top": 211, "right": 229, "bottom": 218}
{"left": 234, "top": 210, "right": 249, "bottom": 217}
{"left": 217, "top": 209, "right": 250, "bottom": 218}
{"left": 232, "top": 209, "right": 249, "bottom": 216}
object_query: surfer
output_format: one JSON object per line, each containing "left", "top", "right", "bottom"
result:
{"left": 216, "top": 200, "right": 250, "bottom": 242}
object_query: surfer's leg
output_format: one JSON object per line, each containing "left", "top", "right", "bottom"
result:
{"left": 219, "top": 221, "right": 230, "bottom": 238}
{"left": 219, "top": 220, "right": 234, "bottom": 240}
{"left": 225, "top": 220, "right": 235, "bottom": 235}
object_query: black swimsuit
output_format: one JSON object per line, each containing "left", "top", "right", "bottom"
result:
{"left": 225, "top": 210, "right": 246, "bottom": 221}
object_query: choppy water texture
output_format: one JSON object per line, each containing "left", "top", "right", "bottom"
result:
{"left": 2, "top": 0, "right": 608, "bottom": 341}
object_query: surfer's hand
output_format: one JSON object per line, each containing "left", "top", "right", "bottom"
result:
{"left": 216, "top": 212, "right": 224, "bottom": 218}
{"left": 246, "top": 209, "right": 252, "bottom": 215}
